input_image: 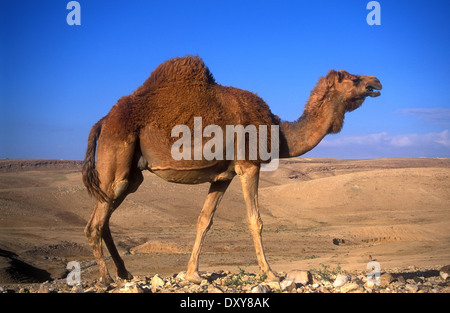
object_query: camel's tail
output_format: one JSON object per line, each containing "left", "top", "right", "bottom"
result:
{"left": 82, "top": 117, "right": 109, "bottom": 203}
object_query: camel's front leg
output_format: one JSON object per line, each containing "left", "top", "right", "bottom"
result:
{"left": 238, "top": 163, "right": 278, "bottom": 281}
{"left": 185, "top": 180, "right": 232, "bottom": 283}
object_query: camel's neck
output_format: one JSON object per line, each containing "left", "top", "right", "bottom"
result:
{"left": 279, "top": 93, "right": 346, "bottom": 158}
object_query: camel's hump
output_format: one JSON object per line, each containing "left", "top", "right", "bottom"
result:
{"left": 137, "top": 56, "right": 216, "bottom": 93}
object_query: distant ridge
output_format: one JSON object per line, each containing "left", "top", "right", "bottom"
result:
{"left": 0, "top": 157, "right": 448, "bottom": 174}
{"left": 0, "top": 159, "right": 83, "bottom": 173}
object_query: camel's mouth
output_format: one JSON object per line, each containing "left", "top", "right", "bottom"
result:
{"left": 365, "top": 82, "right": 382, "bottom": 97}
{"left": 366, "top": 86, "right": 381, "bottom": 97}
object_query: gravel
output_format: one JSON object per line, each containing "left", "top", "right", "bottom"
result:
{"left": 1, "top": 265, "right": 449, "bottom": 293}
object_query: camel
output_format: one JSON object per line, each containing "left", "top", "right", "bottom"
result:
{"left": 82, "top": 56, "right": 382, "bottom": 283}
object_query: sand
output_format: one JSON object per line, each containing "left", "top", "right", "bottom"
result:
{"left": 0, "top": 158, "right": 449, "bottom": 284}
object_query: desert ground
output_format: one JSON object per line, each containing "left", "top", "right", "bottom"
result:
{"left": 0, "top": 158, "right": 449, "bottom": 286}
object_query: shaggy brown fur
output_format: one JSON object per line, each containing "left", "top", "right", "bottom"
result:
{"left": 82, "top": 55, "right": 382, "bottom": 283}
{"left": 107, "top": 56, "right": 278, "bottom": 139}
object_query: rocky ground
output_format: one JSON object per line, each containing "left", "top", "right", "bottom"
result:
{"left": 1, "top": 265, "right": 449, "bottom": 293}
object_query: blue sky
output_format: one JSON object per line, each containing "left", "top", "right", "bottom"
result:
{"left": 1, "top": 0, "right": 449, "bottom": 160}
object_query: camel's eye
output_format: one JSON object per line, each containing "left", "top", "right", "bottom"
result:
{"left": 351, "top": 77, "right": 361, "bottom": 85}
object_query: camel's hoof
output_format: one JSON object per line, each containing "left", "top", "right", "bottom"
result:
{"left": 185, "top": 271, "right": 203, "bottom": 284}
{"left": 95, "top": 280, "right": 111, "bottom": 289}
{"left": 117, "top": 269, "right": 133, "bottom": 281}
{"left": 264, "top": 271, "right": 280, "bottom": 282}
{"left": 100, "top": 275, "right": 115, "bottom": 285}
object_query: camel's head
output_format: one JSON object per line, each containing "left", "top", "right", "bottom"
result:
{"left": 326, "top": 70, "right": 382, "bottom": 112}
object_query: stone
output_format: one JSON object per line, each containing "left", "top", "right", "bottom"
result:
{"left": 83, "top": 287, "right": 96, "bottom": 293}
{"left": 38, "top": 282, "right": 55, "bottom": 293}
{"left": 396, "top": 275, "right": 406, "bottom": 284}
{"left": 207, "top": 285, "right": 223, "bottom": 293}
{"left": 340, "top": 283, "right": 360, "bottom": 293}
{"left": 318, "top": 286, "right": 330, "bottom": 293}
{"left": 176, "top": 271, "right": 186, "bottom": 281}
{"left": 70, "top": 284, "right": 83, "bottom": 293}
{"left": 280, "top": 278, "right": 296, "bottom": 292}
{"left": 151, "top": 274, "right": 165, "bottom": 288}
{"left": 440, "top": 265, "right": 450, "bottom": 280}
{"left": 132, "top": 275, "right": 148, "bottom": 284}
{"left": 333, "top": 274, "right": 349, "bottom": 288}
{"left": 287, "top": 270, "right": 312, "bottom": 285}
{"left": 241, "top": 284, "right": 253, "bottom": 292}
{"left": 405, "top": 284, "right": 419, "bottom": 293}
{"left": 200, "top": 279, "right": 209, "bottom": 286}
{"left": 94, "top": 281, "right": 110, "bottom": 293}
{"left": 178, "top": 280, "right": 191, "bottom": 287}
{"left": 150, "top": 274, "right": 166, "bottom": 292}
{"left": 380, "top": 273, "right": 395, "bottom": 286}
{"left": 265, "top": 281, "right": 281, "bottom": 291}
{"left": 189, "top": 284, "right": 202, "bottom": 293}
{"left": 332, "top": 238, "right": 346, "bottom": 245}
{"left": 118, "top": 282, "right": 144, "bottom": 293}
{"left": 251, "top": 284, "right": 269, "bottom": 293}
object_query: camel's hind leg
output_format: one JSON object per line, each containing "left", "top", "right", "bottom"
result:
{"left": 85, "top": 167, "right": 143, "bottom": 283}
{"left": 84, "top": 134, "right": 143, "bottom": 283}
{"left": 85, "top": 201, "right": 117, "bottom": 283}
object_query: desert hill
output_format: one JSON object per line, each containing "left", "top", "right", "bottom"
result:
{"left": 0, "top": 158, "right": 449, "bottom": 284}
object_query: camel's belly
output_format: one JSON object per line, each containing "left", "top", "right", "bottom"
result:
{"left": 140, "top": 124, "right": 236, "bottom": 184}
{"left": 149, "top": 163, "right": 235, "bottom": 184}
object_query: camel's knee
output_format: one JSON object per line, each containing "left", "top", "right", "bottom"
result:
{"left": 112, "top": 179, "right": 129, "bottom": 199}
{"left": 84, "top": 224, "right": 100, "bottom": 244}
{"left": 84, "top": 215, "right": 104, "bottom": 243}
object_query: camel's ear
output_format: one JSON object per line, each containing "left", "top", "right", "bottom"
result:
{"left": 326, "top": 70, "right": 338, "bottom": 87}
{"left": 337, "top": 71, "right": 344, "bottom": 83}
